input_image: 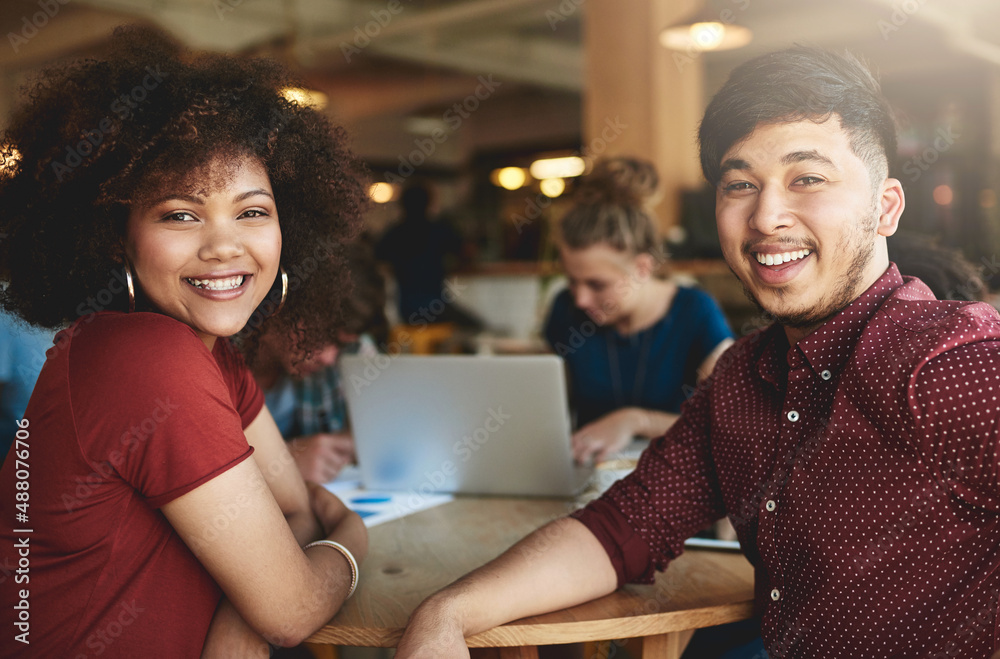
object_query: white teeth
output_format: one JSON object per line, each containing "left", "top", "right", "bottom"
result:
{"left": 186, "top": 275, "right": 245, "bottom": 291}
{"left": 755, "top": 249, "right": 810, "bottom": 266}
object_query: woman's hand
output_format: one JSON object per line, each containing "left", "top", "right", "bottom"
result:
{"left": 571, "top": 407, "right": 679, "bottom": 464}
{"left": 289, "top": 432, "right": 355, "bottom": 484}
{"left": 571, "top": 408, "right": 642, "bottom": 464}
{"left": 306, "top": 481, "right": 368, "bottom": 563}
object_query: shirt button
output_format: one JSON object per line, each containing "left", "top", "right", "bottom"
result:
{"left": 820, "top": 370, "right": 832, "bottom": 381}
{"left": 765, "top": 500, "right": 777, "bottom": 512}
{"left": 771, "top": 588, "right": 781, "bottom": 601}
{"left": 787, "top": 410, "right": 800, "bottom": 422}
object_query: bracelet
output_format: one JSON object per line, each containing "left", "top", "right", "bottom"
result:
{"left": 305, "top": 540, "right": 359, "bottom": 599}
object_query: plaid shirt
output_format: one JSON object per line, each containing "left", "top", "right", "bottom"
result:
{"left": 271, "top": 335, "right": 378, "bottom": 437}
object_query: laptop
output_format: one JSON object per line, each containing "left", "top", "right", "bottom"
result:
{"left": 340, "top": 354, "right": 593, "bottom": 497}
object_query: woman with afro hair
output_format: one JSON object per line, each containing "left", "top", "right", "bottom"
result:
{"left": 0, "top": 26, "right": 370, "bottom": 656}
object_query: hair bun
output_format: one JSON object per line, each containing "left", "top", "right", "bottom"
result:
{"left": 574, "top": 156, "right": 659, "bottom": 209}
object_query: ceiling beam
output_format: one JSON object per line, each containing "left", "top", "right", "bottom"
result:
{"left": 858, "top": 0, "right": 1000, "bottom": 66}
{"left": 304, "top": 0, "right": 554, "bottom": 53}
{"left": 316, "top": 73, "right": 492, "bottom": 122}
{"left": 368, "top": 35, "right": 582, "bottom": 92}
{"left": 0, "top": 5, "right": 130, "bottom": 69}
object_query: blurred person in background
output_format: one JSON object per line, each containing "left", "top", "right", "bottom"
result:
{"left": 0, "top": 310, "right": 53, "bottom": 463}
{"left": 544, "top": 156, "right": 734, "bottom": 464}
{"left": 376, "top": 179, "right": 483, "bottom": 330}
{"left": 888, "top": 232, "right": 988, "bottom": 302}
{"left": 252, "top": 241, "right": 389, "bottom": 484}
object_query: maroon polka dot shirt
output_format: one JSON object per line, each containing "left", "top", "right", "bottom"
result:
{"left": 577, "top": 264, "right": 1000, "bottom": 658}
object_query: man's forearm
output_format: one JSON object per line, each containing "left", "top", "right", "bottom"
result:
{"left": 397, "top": 517, "right": 617, "bottom": 655}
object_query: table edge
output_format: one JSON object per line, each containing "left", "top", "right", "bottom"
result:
{"left": 305, "top": 599, "right": 756, "bottom": 648}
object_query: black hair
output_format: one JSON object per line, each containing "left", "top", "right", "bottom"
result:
{"left": 699, "top": 46, "right": 898, "bottom": 189}
{"left": 888, "top": 234, "right": 987, "bottom": 301}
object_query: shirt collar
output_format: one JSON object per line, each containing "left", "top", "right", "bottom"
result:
{"left": 756, "top": 264, "right": 905, "bottom": 385}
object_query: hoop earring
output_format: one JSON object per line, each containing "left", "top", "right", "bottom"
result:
{"left": 124, "top": 261, "right": 136, "bottom": 313}
{"left": 274, "top": 266, "right": 288, "bottom": 315}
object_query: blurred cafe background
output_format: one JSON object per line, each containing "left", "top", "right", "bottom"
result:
{"left": 3, "top": 0, "right": 999, "bottom": 346}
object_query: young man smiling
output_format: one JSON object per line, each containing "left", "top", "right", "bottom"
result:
{"left": 395, "top": 47, "right": 1000, "bottom": 659}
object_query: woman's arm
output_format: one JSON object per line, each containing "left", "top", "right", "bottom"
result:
{"left": 201, "top": 599, "right": 270, "bottom": 658}
{"left": 164, "top": 456, "right": 368, "bottom": 647}
{"left": 696, "top": 338, "right": 734, "bottom": 383}
{"left": 571, "top": 338, "right": 735, "bottom": 464}
{"left": 244, "top": 406, "right": 321, "bottom": 545}
{"left": 571, "top": 407, "right": 678, "bottom": 463}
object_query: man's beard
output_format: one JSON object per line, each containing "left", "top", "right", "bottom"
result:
{"left": 738, "top": 208, "right": 879, "bottom": 332}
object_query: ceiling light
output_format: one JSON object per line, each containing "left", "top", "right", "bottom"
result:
{"left": 540, "top": 178, "right": 566, "bottom": 198}
{"left": 0, "top": 146, "right": 21, "bottom": 177}
{"left": 529, "top": 156, "right": 585, "bottom": 180}
{"left": 369, "top": 182, "right": 395, "bottom": 204}
{"left": 404, "top": 116, "right": 449, "bottom": 136}
{"left": 493, "top": 167, "right": 528, "bottom": 190}
{"left": 281, "top": 87, "right": 328, "bottom": 110}
{"left": 659, "top": 4, "right": 752, "bottom": 52}
{"left": 980, "top": 189, "right": 997, "bottom": 209}
{"left": 933, "top": 184, "right": 953, "bottom": 206}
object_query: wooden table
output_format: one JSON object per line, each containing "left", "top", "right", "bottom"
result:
{"left": 306, "top": 497, "right": 755, "bottom": 658}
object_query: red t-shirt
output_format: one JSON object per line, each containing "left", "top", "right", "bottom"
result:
{"left": 0, "top": 312, "right": 263, "bottom": 657}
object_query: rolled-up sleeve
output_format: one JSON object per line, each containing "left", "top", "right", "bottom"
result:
{"left": 573, "top": 377, "right": 726, "bottom": 586}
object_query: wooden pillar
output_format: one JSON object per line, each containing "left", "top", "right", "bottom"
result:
{"left": 583, "top": 0, "right": 705, "bottom": 231}
{"left": 985, "top": 71, "right": 1000, "bottom": 256}
{"left": 0, "top": 72, "right": 11, "bottom": 130}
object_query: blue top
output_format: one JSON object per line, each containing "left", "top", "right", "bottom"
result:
{"left": 0, "top": 312, "right": 55, "bottom": 459}
{"left": 543, "top": 286, "right": 733, "bottom": 427}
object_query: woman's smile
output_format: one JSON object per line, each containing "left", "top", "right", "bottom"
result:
{"left": 183, "top": 272, "right": 253, "bottom": 301}
{"left": 185, "top": 273, "right": 247, "bottom": 291}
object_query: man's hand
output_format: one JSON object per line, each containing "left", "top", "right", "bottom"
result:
{"left": 289, "top": 432, "right": 355, "bottom": 484}
{"left": 395, "top": 518, "right": 616, "bottom": 658}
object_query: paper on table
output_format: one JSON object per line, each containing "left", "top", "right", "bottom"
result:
{"left": 323, "top": 465, "right": 453, "bottom": 527}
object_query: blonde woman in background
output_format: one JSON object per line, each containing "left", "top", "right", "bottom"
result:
{"left": 544, "top": 157, "right": 734, "bottom": 463}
